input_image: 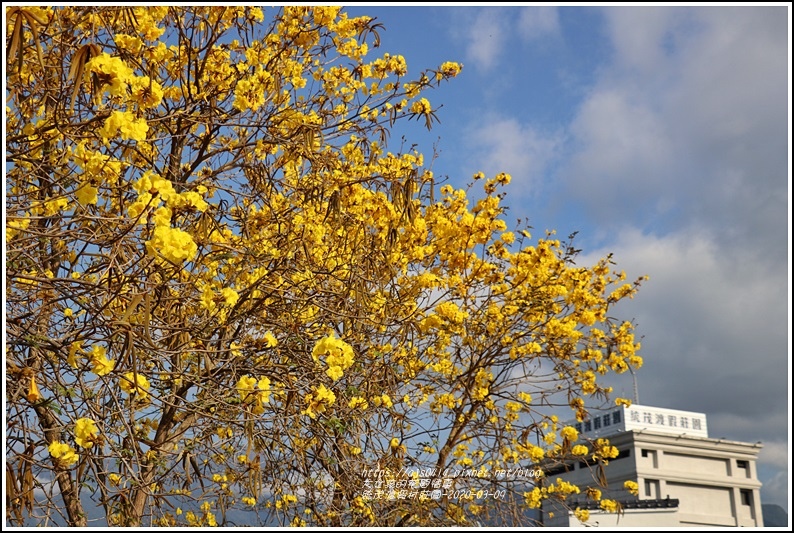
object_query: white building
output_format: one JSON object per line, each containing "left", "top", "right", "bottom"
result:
{"left": 543, "top": 404, "right": 764, "bottom": 527}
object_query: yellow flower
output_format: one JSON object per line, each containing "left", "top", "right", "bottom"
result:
{"left": 326, "top": 365, "right": 344, "bottom": 381}
{"left": 27, "top": 375, "right": 41, "bottom": 402}
{"left": 410, "top": 97, "right": 432, "bottom": 115}
{"left": 75, "top": 184, "right": 98, "bottom": 205}
{"left": 380, "top": 394, "right": 393, "bottom": 408}
{"left": 312, "top": 333, "right": 355, "bottom": 381}
{"left": 347, "top": 396, "right": 368, "bottom": 410}
{"left": 518, "top": 391, "right": 533, "bottom": 404}
{"left": 221, "top": 287, "right": 239, "bottom": 306}
{"left": 89, "top": 345, "right": 116, "bottom": 376}
{"left": 571, "top": 444, "right": 589, "bottom": 456}
{"left": 67, "top": 341, "right": 82, "bottom": 369}
{"left": 574, "top": 508, "right": 590, "bottom": 522}
{"left": 624, "top": 480, "right": 639, "bottom": 496}
{"left": 74, "top": 417, "right": 99, "bottom": 448}
{"left": 120, "top": 372, "right": 150, "bottom": 400}
{"left": 145, "top": 225, "right": 198, "bottom": 263}
{"left": 236, "top": 375, "right": 257, "bottom": 401}
{"left": 85, "top": 53, "right": 134, "bottom": 96}
{"left": 302, "top": 384, "right": 336, "bottom": 419}
{"left": 600, "top": 499, "right": 619, "bottom": 513}
{"left": 560, "top": 426, "right": 579, "bottom": 442}
{"left": 263, "top": 331, "right": 278, "bottom": 347}
{"left": 43, "top": 197, "right": 68, "bottom": 215}
{"left": 390, "top": 437, "right": 400, "bottom": 449}
{"left": 98, "top": 110, "right": 149, "bottom": 142}
{"left": 439, "top": 61, "right": 462, "bottom": 78}
{"left": 236, "top": 375, "right": 271, "bottom": 414}
{"left": 48, "top": 441, "right": 79, "bottom": 467}
{"left": 524, "top": 487, "right": 543, "bottom": 509}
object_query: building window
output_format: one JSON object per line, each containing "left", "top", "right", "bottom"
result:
{"left": 613, "top": 410, "right": 621, "bottom": 424}
{"left": 575, "top": 422, "right": 582, "bottom": 433}
{"left": 545, "top": 464, "right": 574, "bottom": 477}
{"left": 594, "top": 417, "right": 601, "bottom": 430}
{"left": 645, "top": 479, "right": 660, "bottom": 499}
{"left": 641, "top": 448, "right": 657, "bottom": 467}
{"left": 737, "top": 460, "right": 750, "bottom": 477}
{"left": 603, "top": 414, "right": 611, "bottom": 427}
{"left": 740, "top": 489, "right": 753, "bottom": 506}
{"left": 584, "top": 420, "right": 592, "bottom": 432}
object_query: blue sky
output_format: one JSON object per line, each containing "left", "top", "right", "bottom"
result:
{"left": 347, "top": 4, "right": 791, "bottom": 511}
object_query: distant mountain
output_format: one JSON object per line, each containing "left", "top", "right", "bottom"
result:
{"left": 762, "top": 504, "right": 788, "bottom": 527}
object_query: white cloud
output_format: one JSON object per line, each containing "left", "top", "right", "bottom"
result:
{"left": 566, "top": 87, "right": 674, "bottom": 228}
{"left": 517, "top": 7, "right": 560, "bottom": 41}
{"left": 757, "top": 441, "right": 791, "bottom": 470}
{"left": 603, "top": 7, "right": 679, "bottom": 73}
{"left": 461, "top": 9, "right": 508, "bottom": 72}
{"left": 563, "top": 7, "right": 788, "bottom": 258}
{"left": 464, "top": 115, "right": 562, "bottom": 194}
{"left": 761, "top": 469, "right": 790, "bottom": 512}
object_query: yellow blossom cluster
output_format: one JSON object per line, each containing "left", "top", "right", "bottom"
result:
{"left": 571, "top": 444, "right": 589, "bottom": 456}
{"left": 311, "top": 334, "right": 355, "bottom": 381}
{"left": 302, "top": 384, "right": 336, "bottom": 419}
{"left": 624, "top": 480, "right": 640, "bottom": 496}
{"left": 98, "top": 110, "right": 149, "bottom": 142}
{"left": 560, "top": 426, "right": 579, "bottom": 442}
{"left": 89, "top": 345, "right": 116, "bottom": 376}
{"left": 574, "top": 508, "right": 590, "bottom": 522}
{"left": 600, "top": 499, "right": 619, "bottom": 513}
{"left": 236, "top": 375, "right": 272, "bottom": 415}
{"left": 48, "top": 441, "right": 79, "bottom": 467}
{"left": 145, "top": 225, "right": 198, "bottom": 264}
{"left": 74, "top": 417, "right": 99, "bottom": 447}
{"left": 120, "top": 372, "right": 151, "bottom": 401}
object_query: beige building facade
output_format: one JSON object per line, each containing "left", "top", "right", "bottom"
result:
{"left": 544, "top": 404, "right": 763, "bottom": 527}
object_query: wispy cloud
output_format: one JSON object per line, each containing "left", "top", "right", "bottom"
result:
{"left": 761, "top": 469, "right": 790, "bottom": 511}
{"left": 564, "top": 7, "right": 788, "bottom": 255}
{"left": 462, "top": 9, "right": 508, "bottom": 71}
{"left": 464, "top": 115, "right": 563, "bottom": 193}
{"left": 517, "top": 7, "right": 560, "bottom": 41}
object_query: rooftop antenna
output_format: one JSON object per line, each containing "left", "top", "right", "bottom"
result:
{"left": 628, "top": 365, "right": 640, "bottom": 404}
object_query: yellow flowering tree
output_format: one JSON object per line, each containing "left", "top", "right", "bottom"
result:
{"left": 6, "top": 6, "right": 645, "bottom": 527}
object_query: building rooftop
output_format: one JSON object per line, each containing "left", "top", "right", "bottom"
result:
{"left": 570, "top": 498, "right": 680, "bottom": 511}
